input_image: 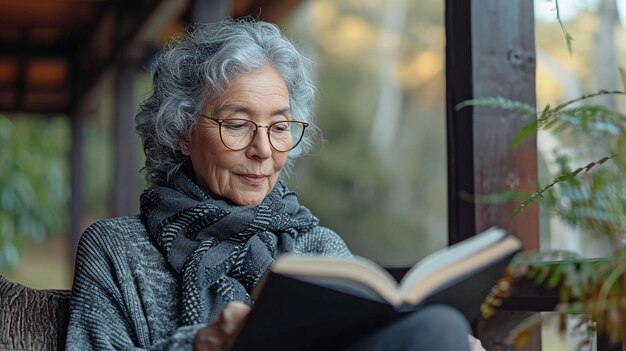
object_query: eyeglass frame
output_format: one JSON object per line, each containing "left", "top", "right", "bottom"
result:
{"left": 199, "top": 114, "right": 309, "bottom": 152}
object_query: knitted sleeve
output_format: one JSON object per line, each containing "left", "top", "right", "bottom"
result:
{"left": 65, "top": 220, "right": 202, "bottom": 351}
{"left": 293, "top": 225, "right": 352, "bottom": 258}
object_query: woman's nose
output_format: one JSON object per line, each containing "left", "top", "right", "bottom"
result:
{"left": 246, "top": 126, "right": 272, "bottom": 159}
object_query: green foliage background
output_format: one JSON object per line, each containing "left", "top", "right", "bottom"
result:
{"left": 283, "top": 0, "right": 448, "bottom": 265}
{"left": 0, "top": 0, "right": 449, "bottom": 274}
{"left": 0, "top": 115, "right": 69, "bottom": 269}
{"left": 2, "top": 0, "right": 625, "bottom": 278}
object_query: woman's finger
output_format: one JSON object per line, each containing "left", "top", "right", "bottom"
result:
{"left": 220, "top": 301, "right": 251, "bottom": 336}
{"left": 194, "top": 302, "right": 251, "bottom": 351}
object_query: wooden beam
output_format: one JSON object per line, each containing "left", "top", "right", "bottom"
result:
{"left": 0, "top": 105, "right": 68, "bottom": 115}
{"left": 15, "top": 30, "right": 28, "bottom": 110}
{"left": 70, "top": 0, "right": 190, "bottom": 115}
{"left": 0, "top": 0, "right": 103, "bottom": 27}
{"left": 0, "top": 42, "right": 73, "bottom": 58}
{"left": 232, "top": 0, "right": 302, "bottom": 23}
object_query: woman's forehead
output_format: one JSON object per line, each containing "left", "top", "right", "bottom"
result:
{"left": 205, "top": 65, "right": 291, "bottom": 113}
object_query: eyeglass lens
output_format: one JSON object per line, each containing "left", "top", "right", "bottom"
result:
{"left": 219, "top": 119, "right": 305, "bottom": 151}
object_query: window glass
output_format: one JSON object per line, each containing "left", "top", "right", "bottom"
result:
{"left": 283, "top": 0, "right": 447, "bottom": 266}
{"left": 535, "top": 0, "right": 626, "bottom": 258}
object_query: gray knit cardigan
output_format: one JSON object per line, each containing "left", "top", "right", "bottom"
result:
{"left": 65, "top": 215, "right": 351, "bottom": 350}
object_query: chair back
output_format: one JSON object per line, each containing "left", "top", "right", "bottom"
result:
{"left": 0, "top": 275, "right": 71, "bottom": 351}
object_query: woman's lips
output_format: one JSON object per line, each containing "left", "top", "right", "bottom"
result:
{"left": 238, "top": 174, "right": 268, "bottom": 185}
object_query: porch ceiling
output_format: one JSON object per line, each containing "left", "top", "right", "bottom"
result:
{"left": 0, "top": 0, "right": 302, "bottom": 115}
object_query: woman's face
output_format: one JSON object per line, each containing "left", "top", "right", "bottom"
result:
{"left": 183, "top": 64, "right": 291, "bottom": 206}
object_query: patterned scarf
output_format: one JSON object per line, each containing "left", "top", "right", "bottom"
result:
{"left": 139, "top": 170, "right": 318, "bottom": 325}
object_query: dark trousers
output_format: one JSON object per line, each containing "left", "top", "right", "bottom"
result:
{"left": 346, "top": 305, "right": 471, "bottom": 351}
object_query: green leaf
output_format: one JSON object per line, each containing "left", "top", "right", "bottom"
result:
{"left": 0, "top": 242, "right": 19, "bottom": 267}
{"left": 551, "top": 91, "right": 626, "bottom": 113}
{"left": 515, "top": 156, "right": 615, "bottom": 215}
{"left": 555, "top": 0, "right": 573, "bottom": 55}
{"left": 455, "top": 96, "right": 536, "bottom": 117}
{"left": 462, "top": 190, "right": 528, "bottom": 204}
{"left": 509, "top": 121, "right": 538, "bottom": 150}
{"left": 0, "top": 115, "right": 69, "bottom": 269}
{"left": 547, "top": 264, "right": 563, "bottom": 288}
{"left": 535, "top": 265, "right": 552, "bottom": 284}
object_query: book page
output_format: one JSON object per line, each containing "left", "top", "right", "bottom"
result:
{"left": 400, "top": 234, "right": 522, "bottom": 303}
{"left": 272, "top": 255, "right": 404, "bottom": 305}
{"left": 398, "top": 227, "right": 506, "bottom": 290}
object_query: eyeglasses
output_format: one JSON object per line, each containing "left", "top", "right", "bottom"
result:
{"left": 200, "top": 115, "right": 309, "bottom": 152}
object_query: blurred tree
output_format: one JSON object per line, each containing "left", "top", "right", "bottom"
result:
{"left": 283, "top": 0, "right": 447, "bottom": 266}
{"left": 0, "top": 115, "right": 69, "bottom": 269}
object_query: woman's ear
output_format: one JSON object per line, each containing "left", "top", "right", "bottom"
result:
{"left": 180, "top": 140, "right": 191, "bottom": 156}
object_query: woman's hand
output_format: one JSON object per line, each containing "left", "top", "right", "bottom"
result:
{"left": 194, "top": 301, "right": 251, "bottom": 351}
{"left": 468, "top": 335, "right": 486, "bottom": 351}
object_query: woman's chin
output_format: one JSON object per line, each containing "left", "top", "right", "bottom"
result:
{"left": 228, "top": 187, "right": 270, "bottom": 206}
{"left": 227, "top": 176, "right": 273, "bottom": 205}
{"left": 231, "top": 194, "right": 265, "bottom": 206}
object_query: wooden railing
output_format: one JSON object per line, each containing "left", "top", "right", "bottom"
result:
{"left": 502, "top": 278, "right": 625, "bottom": 351}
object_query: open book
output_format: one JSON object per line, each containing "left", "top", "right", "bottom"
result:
{"left": 231, "top": 227, "right": 522, "bottom": 351}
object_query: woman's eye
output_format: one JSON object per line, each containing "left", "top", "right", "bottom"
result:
{"left": 271, "top": 123, "right": 290, "bottom": 133}
{"left": 223, "top": 121, "right": 249, "bottom": 130}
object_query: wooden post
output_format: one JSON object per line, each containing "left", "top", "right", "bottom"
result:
{"left": 193, "top": 0, "right": 230, "bottom": 23}
{"left": 111, "top": 66, "right": 139, "bottom": 217}
{"left": 597, "top": 333, "right": 624, "bottom": 351}
{"left": 446, "top": 0, "right": 538, "bottom": 245}
{"left": 69, "top": 114, "right": 84, "bottom": 263}
{"left": 446, "top": 0, "right": 540, "bottom": 349}
{"left": 445, "top": 0, "right": 475, "bottom": 245}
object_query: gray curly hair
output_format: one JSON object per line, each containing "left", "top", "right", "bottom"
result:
{"left": 135, "top": 19, "right": 318, "bottom": 186}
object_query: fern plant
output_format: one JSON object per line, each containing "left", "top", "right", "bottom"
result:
{"left": 463, "top": 89, "right": 626, "bottom": 346}
{"left": 459, "top": 90, "right": 626, "bottom": 238}
{"left": 459, "top": 0, "right": 626, "bottom": 346}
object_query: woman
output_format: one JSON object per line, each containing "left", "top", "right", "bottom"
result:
{"left": 66, "top": 19, "right": 479, "bottom": 350}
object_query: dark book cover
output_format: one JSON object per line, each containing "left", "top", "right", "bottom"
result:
{"left": 231, "top": 273, "right": 405, "bottom": 351}
{"left": 231, "top": 248, "right": 516, "bottom": 351}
